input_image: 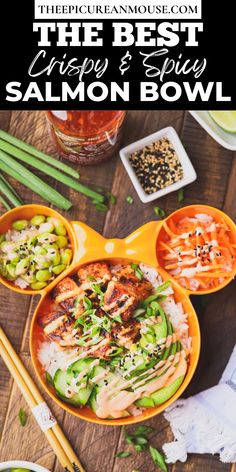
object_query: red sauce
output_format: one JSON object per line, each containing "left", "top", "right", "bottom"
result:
{"left": 46, "top": 110, "right": 126, "bottom": 165}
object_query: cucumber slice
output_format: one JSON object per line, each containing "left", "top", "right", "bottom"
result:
{"left": 151, "top": 375, "right": 185, "bottom": 405}
{"left": 67, "top": 357, "right": 96, "bottom": 376}
{"left": 54, "top": 369, "right": 92, "bottom": 406}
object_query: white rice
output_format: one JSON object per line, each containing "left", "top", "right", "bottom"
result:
{"left": 38, "top": 342, "right": 80, "bottom": 378}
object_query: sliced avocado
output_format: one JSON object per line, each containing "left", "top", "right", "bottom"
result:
{"left": 89, "top": 382, "right": 130, "bottom": 419}
{"left": 54, "top": 369, "right": 92, "bottom": 406}
{"left": 153, "top": 311, "right": 167, "bottom": 340}
{"left": 135, "top": 396, "right": 155, "bottom": 408}
{"left": 150, "top": 375, "right": 185, "bottom": 405}
{"left": 140, "top": 311, "right": 167, "bottom": 351}
{"left": 161, "top": 318, "right": 173, "bottom": 360}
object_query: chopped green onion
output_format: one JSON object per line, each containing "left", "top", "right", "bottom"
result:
{"left": 154, "top": 206, "right": 166, "bottom": 218}
{"left": 135, "top": 444, "right": 146, "bottom": 453}
{"left": 0, "top": 129, "right": 79, "bottom": 179}
{"left": 115, "top": 451, "right": 131, "bottom": 458}
{"left": 0, "top": 173, "right": 22, "bottom": 207}
{"left": 109, "top": 193, "right": 117, "bottom": 205}
{"left": 94, "top": 202, "right": 109, "bottom": 212}
{"left": 133, "top": 425, "right": 154, "bottom": 435}
{"left": 0, "top": 194, "right": 11, "bottom": 211}
{"left": 0, "top": 174, "right": 23, "bottom": 206}
{"left": 18, "top": 408, "right": 27, "bottom": 427}
{"left": 126, "top": 195, "right": 134, "bottom": 204}
{"left": 0, "top": 139, "right": 104, "bottom": 203}
{"left": 155, "top": 281, "right": 171, "bottom": 293}
{"left": 131, "top": 263, "right": 143, "bottom": 280}
{"left": 83, "top": 296, "right": 93, "bottom": 310}
{"left": 0, "top": 150, "right": 72, "bottom": 210}
{"left": 149, "top": 446, "right": 168, "bottom": 472}
{"left": 178, "top": 188, "right": 185, "bottom": 203}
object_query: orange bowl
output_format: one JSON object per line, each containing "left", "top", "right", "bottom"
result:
{"left": 156, "top": 204, "right": 236, "bottom": 295}
{"left": 0, "top": 204, "right": 78, "bottom": 295}
{"left": 30, "top": 258, "right": 200, "bottom": 426}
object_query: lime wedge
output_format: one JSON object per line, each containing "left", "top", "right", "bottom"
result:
{"left": 209, "top": 111, "right": 236, "bottom": 133}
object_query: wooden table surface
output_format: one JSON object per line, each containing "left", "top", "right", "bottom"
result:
{"left": 0, "top": 110, "right": 235, "bottom": 472}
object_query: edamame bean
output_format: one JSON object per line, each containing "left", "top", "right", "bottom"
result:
{"left": 27, "top": 236, "right": 37, "bottom": 249}
{"left": 12, "top": 219, "right": 29, "bottom": 231}
{"left": 39, "top": 222, "right": 54, "bottom": 233}
{"left": 36, "top": 269, "right": 51, "bottom": 282}
{"left": 56, "top": 235, "right": 68, "bottom": 248}
{"left": 10, "top": 254, "right": 20, "bottom": 265}
{"left": 61, "top": 248, "right": 72, "bottom": 265}
{"left": 6, "top": 263, "right": 16, "bottom": 279}
{"left": 22, "top": 272, "right": 37, "bottom": 284}
{"left": 0, "top": 265, "right": 7, "bottom": 277}
{"left": 38, "top": 232, "right": 57, "bottom": 244}
{"left": 55, "top": 224, "right": 67, "bottom": 236}
{"left": 30, "top": 281, "right": 47, "bottom": 290}
{"left": 52, "top": 253, "right": 61, "bottom": 266}
{"left": 52, "top": 264, "right": 66, "bottom": 275}
{"left": 0, "top": 234, "right": 5, "bottom": 244}
{"left": 33, "top": 245, "right": 47, "bottom": 255}
{"left": 15, "top": 257, "right": 30, "bottom": 276}
{"left": 34, "top": 255, "right": 51, "bottom": 269}
{"left": 47, "top": 246, "right": 61, "bottom": 265}
{"left": 30, "top": 214, "right": 46, "bottom": 226}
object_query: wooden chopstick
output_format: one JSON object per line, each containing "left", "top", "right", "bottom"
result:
{"left": 0, "top": 327, "right": 82, "bottom": 469}
{"left": 0, "top": 327, "right": 85, "bottom": 472}
{"left": 0, "top": 337, "right": 72, "bottom": 471}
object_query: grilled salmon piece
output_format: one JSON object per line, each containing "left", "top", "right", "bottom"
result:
{"left": 52, "top": 277, "right": 82, "bottom": 312}
{"left": 77, "top": 262, "right": 111, "bottom": 284}
{"left": 112, "top": 320, "right": 141, "bottom": 349}
{"left": 113, "top": 265, "right": 152, "bottom": 301}
{"left": 38, "top": 309, "right": 78, "bottom": 348}
{"left": 84, "top": 334, "right": 112, "bottom": 360}
{"left": 104, "top": 281, "right": 137, "bottom": 321}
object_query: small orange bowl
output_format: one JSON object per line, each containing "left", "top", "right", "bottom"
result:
{"left": 0, "top": 204, "right": 77, "bottom": 295}
{"left": 156, "top": 204, "right": 236, "bottom": 295}
{"left": 30, "top": 258, "right": 200, "bottom": 426}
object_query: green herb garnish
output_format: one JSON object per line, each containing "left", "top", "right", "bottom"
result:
{"left": 18, "top": 408, "right": 27, "bottom": 427}
{"left": 154, "top": 206, "right": 166, "bottom": 218}
{"left": 116, "top": 451, "right": 131, "bottom": 458}
{"left": 126, "top": 195, "right": 134, "bottom": 204}
{"left": 87, "top": 274, "right": 95, "bottom": 281}
{"left": 131, "top": 263, "right": 143, "bottom": 280}
{"left": 178, "top": 188, "right": 185, "bottom": 203}
{"left": 83, "top": 296, "right": 93, "bottom": 310}
{"left": 91, "top": 283, "right": 105, "bottom": 305}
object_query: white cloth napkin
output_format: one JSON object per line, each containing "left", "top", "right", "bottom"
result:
{"left": 163, "top": 344, "right": 236, "bottom": 463}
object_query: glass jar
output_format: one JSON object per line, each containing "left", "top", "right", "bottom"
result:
{"left": 46, "top": 110, "right": 126, "bottom": 165}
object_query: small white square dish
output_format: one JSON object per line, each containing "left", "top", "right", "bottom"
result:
{"left": 120, "top": 126, "right": 197, "bottom": 203}
{"left": 189, "top": 111, "right": 236, "bottom": 151}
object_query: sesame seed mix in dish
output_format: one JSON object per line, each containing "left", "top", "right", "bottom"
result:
{"left": 129, "top": 137, "right": 184, "bottom": 195}
{"left": 157, "top": 212, "right": 236, "bottom": 291}
{"left": 37, "top": 260, "right": 191, "bottom": 419}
